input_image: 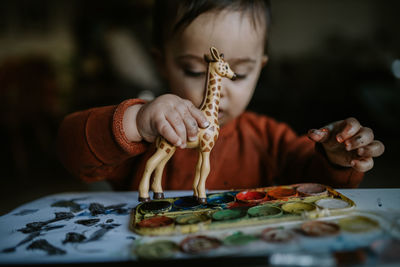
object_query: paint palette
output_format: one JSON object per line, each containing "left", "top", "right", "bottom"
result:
{"left": 130, "top": 183, "right": 355, "bottom": 236}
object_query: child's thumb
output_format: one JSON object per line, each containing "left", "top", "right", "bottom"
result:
{"left": 307, "top": 128, "right": 330, "bottom": 143}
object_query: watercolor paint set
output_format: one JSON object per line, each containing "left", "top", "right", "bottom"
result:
{"left": 130, "top": 183, "right": 355, "bottom": 236}
{"left": 129, "top": 184, "right": 399, "bottom": 263}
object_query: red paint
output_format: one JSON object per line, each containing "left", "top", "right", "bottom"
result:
{"left": 137, "top": 216, "right": 174, "bottom": 228}
{"left": 236, "top": 190, "right": 268, "bottom": 203}
{"left": 268, "top": 187, "right": 297, "bottom": 200}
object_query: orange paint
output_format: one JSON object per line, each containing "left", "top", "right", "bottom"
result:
{"left": 267, "top": 187, "right": 297, "bottom": 200}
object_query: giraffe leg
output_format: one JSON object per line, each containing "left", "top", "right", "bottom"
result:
{"left": 197, "top": 151, "right": 211, "bottom": 204}
{"left": 139, "top": 149, "right": 168, "bottom": 202}
{"left": 151, "top": 148, "right": 175, "bottom": 199}
{"left": 192, "top": 150, "right": 203, "bottom": 199}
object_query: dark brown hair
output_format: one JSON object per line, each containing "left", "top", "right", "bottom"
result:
{"left": 152, "top": 0, "right": 271, "bottom": 52}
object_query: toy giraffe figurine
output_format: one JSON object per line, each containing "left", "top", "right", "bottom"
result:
{"left": 138, "top": 47, "right": 236, "bottom": 204}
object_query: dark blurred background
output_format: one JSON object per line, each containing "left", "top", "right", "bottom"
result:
{"left": 1, "top": 0, "right": 399, "bottom": 215}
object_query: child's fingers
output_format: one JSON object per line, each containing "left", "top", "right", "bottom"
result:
{"left": 356, "top": 140, "right": 385, "bottom": 158}
{"left": 343, "top": 127, "right": 374, "bottom": 151}
{"left": 351, "top": 157, "right": 374, "bottom": 172}
{"left": 163, "top": 112, "right": 187, "bottom": 148}
{"left": 175, "top": 104, "right": 199, "bottom": 142}
{"left": 155, "top": 116, "right": 182, "bottom": 147}
{"left": 335, "top": 117, "right": 361, "bottom": 143}
{"left": 184, "top": 100, "right": 210, "bottom": 128}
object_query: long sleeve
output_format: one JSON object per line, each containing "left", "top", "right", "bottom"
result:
{"left": 57, "top": 99, "right": 148, "bottom": 185}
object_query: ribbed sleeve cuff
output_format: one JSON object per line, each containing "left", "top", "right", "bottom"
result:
{"left": 112, "top": 98, "right": 148, "bottom": 155}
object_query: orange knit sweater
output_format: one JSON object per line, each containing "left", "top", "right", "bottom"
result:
{"left": 57, "top": 99, "right": 363, "bottom": 191}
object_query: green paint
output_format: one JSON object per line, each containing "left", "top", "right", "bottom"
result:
{"left": 212, "top": 208, "right": 247, "bottom": 221}
{"left": 135, "top": 240, "right": 178, "bottom": 259}
{"left": 224, "top": 231, "right": 257, "bottom": 246}
{"left": 247, "top": 205, "right": 283, "bottom": 218}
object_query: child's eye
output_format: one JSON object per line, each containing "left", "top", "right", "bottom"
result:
{"left": 235, "top": 74, "right": 247, "bottom": 80}
{"left": 183, "top": 69, "right": 205, "bottom": 77}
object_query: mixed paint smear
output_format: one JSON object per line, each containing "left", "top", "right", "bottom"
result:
{"left": 1, "top": 198, "right": 129, "bottom": 256}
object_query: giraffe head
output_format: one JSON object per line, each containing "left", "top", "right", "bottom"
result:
{"left": 205, "top": 47, "right": 237, "bottom": 81}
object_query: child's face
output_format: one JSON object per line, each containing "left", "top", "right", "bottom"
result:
{"left": 160, "top": 10, "right": 268, "bottom": 126}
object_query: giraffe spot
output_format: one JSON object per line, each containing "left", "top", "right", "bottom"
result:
{"left": 210, "top": 79, "right": 216, "bottom": 85}
{"left": 206, "top": 98, "right": 210, "bottom": 103}
{"left": 203, "top": 133, "right": 210, "bottom": 141}
{"left": 201, "top": 140, "right": 205, "bottom": 148}
{"left": 208, "top": 104, "right": 213, "bottom": 109}
{"left": 214, "top": 119, "right": 218, "bottom": 124}
{"left": 209, "top": 73, "right": 214, "bottom": 79}
{"left": 203, "top": 148, "right": 211, "bottom": 152}
{"left": 209, "top": 142, "right": 214, "bottom": 147}
{"left": 218, "top": 85, "right": 221, "bottom": 90}
{"left": 215, "top": 100, "right": 219, "bottom": 105}
{"left": 166, "top": 148, "right": 171, "bottom": 154}
{"left": 212, "top": 87, "right": 216, "bottom": 91}
{"left": 214, "top": 112, "right": 218, "bottom": 117}
{"left": 205, "top": 111, "right": 211, "bottom": 116}
{"left": 214, "top": 135, "right": 218, "bottom": 142}
{"left": 218, "top": 78, "right": 221, "bottom": 82}
{"left": 160, "top": 143, "right": 164, "bottom": 149}
{"left": 208, "top": 90, "right": 211, "bottom": 95}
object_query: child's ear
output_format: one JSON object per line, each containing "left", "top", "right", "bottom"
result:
{"left": 151, "top": 47, "right": 167, "bottom": 79}
{"left": 261, "top": 55, "right": 269, "bottom": 67}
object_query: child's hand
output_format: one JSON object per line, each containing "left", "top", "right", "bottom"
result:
{"left": 307, "top": 117, "right": 385, "bottom": 172}
{"left": 135, "top": 94, "right": 209, "bottom": 148}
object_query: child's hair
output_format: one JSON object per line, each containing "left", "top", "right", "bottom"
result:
{"left": 152, "top": 0, "right": 271, "bottom": 53}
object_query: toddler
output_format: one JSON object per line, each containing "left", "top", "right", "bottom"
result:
{"left": 57, "top": 0, "right": 384, "bottom": 196}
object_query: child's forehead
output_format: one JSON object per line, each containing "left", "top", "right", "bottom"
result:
{"left": 167, "top": 10, "right": 266, "bottom": 59}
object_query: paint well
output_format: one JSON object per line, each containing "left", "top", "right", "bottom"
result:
{"left": 301, "top": 221, "right": 340, "bottom": 237}
{"left": 296, "top": 183, "right": 327, "bottom": 196}
{"left": 236, "top": 190, "right": 269, "bottom": 203}
{"left": 267, "top": 187, "right": 297, "bottom": 199}
{"left": 139, "top": 201, "right": 172, "bottom": 214}
{"left": 315, "top": 198, "right": 350, "bottom": 209}
{"left": 261, "top": 227, "right": 295, "bottom": 243}
{"left": 175, "top": 213, "right": 210, "bottom": 225}
{"left": 212, "top": 208, "right": 248, "bottom": 221}
{"left": 180, "top": 235, "right": 221, "bottom": 253}
{"left": 223, "top": 231, "right": 257, "bottom": 246}
{"left": 247, "top": 205, "right": 283, "bottom": 218}
{"left": 207, "top": 193, "right": 235, "bottom": 205}
{"left": 281, "top": 202, "right": 316, "bottom": 214}
{"left": 136, "top": 240, "right": 178, "bottom": 259}
{"left": 339, "top": 216, "right": 379, "bottom": 233}
{"left": 137, "top": 216, "right": 174, "bottom": 228}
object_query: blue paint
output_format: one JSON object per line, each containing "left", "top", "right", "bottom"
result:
{"left": 207, "top": 193, "right": 235, "bottom": 206}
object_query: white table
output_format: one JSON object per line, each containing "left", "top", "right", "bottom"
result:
{"left": 0, "top": 189, "right": 399, "bottom": 265}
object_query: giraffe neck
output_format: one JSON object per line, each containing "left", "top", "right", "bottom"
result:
{"left": 201, "top": 68, "right": 221, "bottom": 122}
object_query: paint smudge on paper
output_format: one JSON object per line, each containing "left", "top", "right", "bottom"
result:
{"left": 88, "top": 203, "right": 128, "bottom": 216}
{"left": 27, "top": 239, "right": 66, "bottom": 255}
{"left": 75, "top": 218, "right": 100, "bottom": 226}
{"left": 85, "top": 223, "right": 121, "bottom": 242}
{"left": 18, "top": 212, "right": 74, "bottom": 233}
{"left": 51, "top": 198, "right": 86, "bottom": 212}
{"left": 63, "top": 232, "right": 87, "bottom": 244}
{"left": 2, "top": 232, "right": 41, "bottom": 253}
{"left": 13, "top": 209, "right": 39, "bottom": 216}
